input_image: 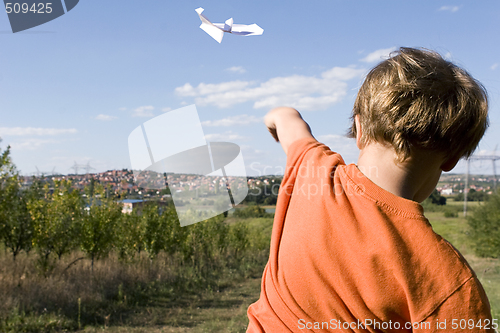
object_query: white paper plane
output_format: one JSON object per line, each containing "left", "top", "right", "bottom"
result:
{"left": 195, "top": 7, "right": 264, "bottom": 43}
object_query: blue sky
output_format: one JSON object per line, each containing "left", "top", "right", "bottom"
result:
{"left": 1, "top": 1, "right": 499, "bottom": 177}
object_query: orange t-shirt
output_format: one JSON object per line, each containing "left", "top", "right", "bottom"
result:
{"left": 247, "top": 138, "right": 494, "bottom": 332}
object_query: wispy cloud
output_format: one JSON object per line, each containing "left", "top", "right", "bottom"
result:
{"left": 359, "top": 47, "right": 397, "bottom": 63}
{"left": 162, "top": 107, "right": 172, "bottom": 112}
{"left": 202, "top": 114, "right": 262, "bottom": 127}
{"left": 226, "top": 66, "right": 246, "bottom": 74}
{"left": 438, "top": 5, "right": 461, "bottom": 12}
{"left": 205, "top": 131, "right": 247, "bottom": 141}
{"left": 132, "top": 105, "right": 154, "bottom": 117}
{"left": 175, "top": 66, "right": 365, "bottom": 111}
{"left": 176, "top": 81, "right": 251, "bottom": 97}
{"left": 491, "top": 63, "right": 498, "bottom": 70}
{"left": 95, "top": 114, "right": 117, "bottom": 121}
{"left": 9, "top": 138, "right": 57, "bottom": 150}
{"left": 0, "top": 127, "right": 78, "bottom": 136}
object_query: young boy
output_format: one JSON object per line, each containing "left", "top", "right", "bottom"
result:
{"left": 247, "top": 48, "right": 495, "bottom": 332}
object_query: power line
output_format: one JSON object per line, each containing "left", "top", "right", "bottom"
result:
{"left": 463, "top": 147, "right": 500, "bottom": 217}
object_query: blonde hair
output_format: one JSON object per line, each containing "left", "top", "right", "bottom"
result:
{"left": 349, "top": 47, "right": 488, "bottom": 161}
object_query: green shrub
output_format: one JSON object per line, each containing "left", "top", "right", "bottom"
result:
{"left": 428, "top": 189, "right": 446, "bottom": 205}
{"left": 444, "top": 210, "right": 458, "bottom": 218}
{"left": 233, "top": 205, "right": 272, "bottom": 219}
{"left": 468, "top": 193, "right": 500, "bottom": 258}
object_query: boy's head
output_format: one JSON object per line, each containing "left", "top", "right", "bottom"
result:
{"left": 349, "top": 47, "right": 488, "bottom": 163}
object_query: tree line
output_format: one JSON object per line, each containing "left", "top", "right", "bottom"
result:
{"left": 0, "top": 142, "right": 267, "bottom": 276}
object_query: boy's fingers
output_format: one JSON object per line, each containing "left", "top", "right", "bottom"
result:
{"left": 268, "top": 126, "right": 279, "bottom": 142}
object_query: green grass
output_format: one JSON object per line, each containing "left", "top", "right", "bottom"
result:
{"left": 79, "top": 277, "right": 262, "bottom": 333}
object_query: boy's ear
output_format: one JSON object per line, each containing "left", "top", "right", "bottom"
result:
{"left": 355, "top": 115, "right": 363, "bottom": 149}
{"left": 441, "top": 155, "right": 461, "bottom": 172}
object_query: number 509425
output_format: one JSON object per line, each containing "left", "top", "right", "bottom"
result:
{"left": 5, "top": 3, "right": 53, "bottom": 14}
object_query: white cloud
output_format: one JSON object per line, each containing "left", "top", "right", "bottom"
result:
{"left": 95, "top": 114, "right": 117, "bottom": 121}
{"left": 175, "top": 81, "right": 251, "bottom": 97}
{"left": 132, "top": 105, "right": 154, "bottom": 117}
{"left": 439, "top": 5, "right": 461, "bottom": 12}
{"left": 118, "top": 107, "right": 127, "bottom": 111}
{"left": 443, "top": 52, "right": 452, "bottom": 60}
{"left": 202, "top": 114, "right": 262, "bottom": 127}
{"left": 240, "top": 145, "right": 265, "bottom": 157}
{"left": 162, "top": 107, "right": 172, "bottom": 112}
{"left": 0, "top": 127, "right": 78, "bottom": 136}
{"left": 360, "top": 47, "right": 397, "bottom": 63}
{"left": 9, "top": 138, "right": 57, "bottom": 150}
{"left": 205, "top": 131, "right": 247, "bottom": 141}
{"left": 226, "top": 66, "right": 246, "bottom": 74}
{"left": 491, "top": 63, "right": 498, "bottom": 70}
{"left": 175, "top": 66, "right": 365, "bottom": 111}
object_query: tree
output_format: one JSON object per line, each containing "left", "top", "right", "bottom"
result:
{"left": 162, "top": 203, "right": 187, "bottom": 256}
{"left": 468, "top": 192, "right": 500, "bottom": 258}
{"left": 233, "top": 205, "right": 272, "bottom": 218}
{"left": 428, "top": 189, "right": 447, "bottom": 205}
{"left": 116, "top": 210, "right": 145, "bottom": 260}
{"left": 182, "top": 214, "right": 228, "bottom": 275}
{"left": 454, "top": 189, "right": 489, "bottom": 202}
{"left": 80, "top": 184, "right": 121, "bottom": 271}
{"left": 0, "top": 141, "right": 34, "bottom": 260}
{"left": 28, "top": 180, "right": 83, "bottom": 271}
{"left": 143, "top": 203, "right": 168, "bottom": 258}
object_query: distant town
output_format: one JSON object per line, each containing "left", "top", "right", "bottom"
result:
{"left": 437, "top": 173, "right": 499, "bottom": 196}
{"left": 19, "top": 169, "right": 498, "bottom": 199}
{"left": 20, "top": 169, "right": 264, "bottom": 200}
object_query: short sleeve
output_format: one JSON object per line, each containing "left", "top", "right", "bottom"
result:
{"left": 285, "top": 137, "right": 321, "bottom": 169}
{"left": 415, "top": 277, "right": 495, "bottom": 332}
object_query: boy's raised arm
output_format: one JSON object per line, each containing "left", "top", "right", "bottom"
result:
{"left": 264, "top": 107, "right": 314, "bottom": 155}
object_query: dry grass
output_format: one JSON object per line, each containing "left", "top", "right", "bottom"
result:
{"left": 0, "top": 250, "right": 180, "bottom": 324}
{"left": 0, "top": 242, "right": 269, "bottom": 332}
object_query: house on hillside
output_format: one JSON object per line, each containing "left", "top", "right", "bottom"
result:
{"left": 440, "top": 188, "right": 453, "bottom": 195}
{"left": 121, "top": 199, "right": 145, "bottom": 214}
{"left": 120, "top": 199, "right": 169, "bottom": 215}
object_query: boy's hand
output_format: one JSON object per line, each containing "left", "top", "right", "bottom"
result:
{"left": 264, "top": 107, "right": 314, "bottom": 155}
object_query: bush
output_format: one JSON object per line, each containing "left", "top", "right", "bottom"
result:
{"left": 233, "top": 205, "right": 272, "bottom": 219}
{"left": 468, "top": 192, "right": 500, "bottom": 258}
{"left": 444, "top": 210, "right": 458, "bottom": 218}
{"left": 454, "top": 189, "right": 489, "bottom": 202}
{"left": 428, "top": 189, "right": 446, "bottom": 205}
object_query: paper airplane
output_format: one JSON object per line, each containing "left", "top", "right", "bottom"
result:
{"left": 195, "top": 7, "right": 264, "bottom": 43}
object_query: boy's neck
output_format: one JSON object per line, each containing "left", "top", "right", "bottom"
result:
{"left": 356, "top": 142, "right": 443, "bottom": 203}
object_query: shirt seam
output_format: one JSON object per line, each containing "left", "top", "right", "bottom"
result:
{"left": 418, "top": 275, "right": 475, "bottom": 323}
{"left": 339, "top": 165, "right": 426, "bottom": 220}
